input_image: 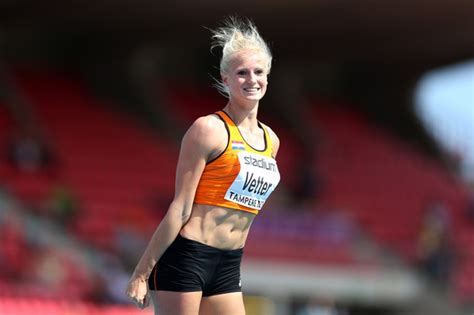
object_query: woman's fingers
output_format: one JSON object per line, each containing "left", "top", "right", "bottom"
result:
{"left": 136, "top": 299, "right": 145, "bottom": 309}
{"left": 131, "top": 294, "right": 145, "bottom": 309}
{"left": 126, "top": 279, "right": 150, "bottom": 309}
{"left": 144, "top": 292, "right": 151, "bottom": 307}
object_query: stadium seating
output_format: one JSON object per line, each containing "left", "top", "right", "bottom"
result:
{"left": 1, "top": 68, "right": 472, "bottom": 305}
{"left": 309, "top": 105, "right": 472, "bottom": 300}
{"left": 2, "top": 68, "right": 364, "bottom": 268}
{"left": 0, "top": 295, "right": 154, "bottom": 315}
{"left": 9, "top": 68, "right": 175, "bottom": 245}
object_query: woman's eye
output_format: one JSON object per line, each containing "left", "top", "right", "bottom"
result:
{"left": 255, "top": 69, "right": 264, "bottom": 75}
{"left": 237, "top": 70, "right": 247, "bottom": 75}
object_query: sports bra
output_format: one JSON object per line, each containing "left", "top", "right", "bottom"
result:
{"left": 193, "top": 111, "right": 280, "bottom": 214}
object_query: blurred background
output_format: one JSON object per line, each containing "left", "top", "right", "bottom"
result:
{"left": 0, "top": 1, "right": 473, "bottom": 314}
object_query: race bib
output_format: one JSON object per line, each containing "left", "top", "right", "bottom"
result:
{"left": 224, "top": 151, "right": 280, "bottom": 210}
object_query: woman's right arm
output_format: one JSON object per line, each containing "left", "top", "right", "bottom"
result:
{"left": 125, "top": 115, "right": 226, "bottom": 308}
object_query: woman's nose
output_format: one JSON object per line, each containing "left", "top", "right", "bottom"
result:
{"left": 248, "top": 72, "right": 257, "bottom": 83}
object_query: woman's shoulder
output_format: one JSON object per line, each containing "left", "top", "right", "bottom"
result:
{"left": 189, "top": 113, "right": 226, "bottom": 136}
{"left": 181, "top": 113, "right": 227, "bottom": 151}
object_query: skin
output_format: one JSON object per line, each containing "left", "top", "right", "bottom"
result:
{"left": 125, "top": 49, "right": 280, "bottom": 315}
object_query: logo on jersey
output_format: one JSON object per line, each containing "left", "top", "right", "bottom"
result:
{"left": 232, "top": 140, "right": 245, "bottom": 150}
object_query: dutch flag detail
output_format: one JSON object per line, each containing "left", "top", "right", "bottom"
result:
{"left": 231, "top": 140, "right": 245, "bottom": 150}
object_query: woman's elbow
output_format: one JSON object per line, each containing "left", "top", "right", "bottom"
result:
{"left": 167, "top": 201, "right": 192, "bottom": 225}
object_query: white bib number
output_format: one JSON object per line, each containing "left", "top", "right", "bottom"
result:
{"left": 224, "top": 151, "right": 280, "bottom": 210}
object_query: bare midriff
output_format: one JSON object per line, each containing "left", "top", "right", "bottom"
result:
{"left": 179, "top": 203, "right": 255, "bottom": 250}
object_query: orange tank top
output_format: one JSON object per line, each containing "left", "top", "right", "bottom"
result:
{"left": 194, "top": 111, "right": 281, "bottom": 215}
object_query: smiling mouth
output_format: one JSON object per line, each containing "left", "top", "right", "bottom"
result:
{"left": 244, "top": 88, "right": 260, "bottom": 92}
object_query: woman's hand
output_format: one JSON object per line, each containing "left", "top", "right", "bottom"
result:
{"left": 125, "top": 276, "right": 150, "bottom": 309}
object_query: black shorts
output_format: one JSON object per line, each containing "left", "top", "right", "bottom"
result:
{"left": 148, "top": 234, "right": 243, "bottom": 297}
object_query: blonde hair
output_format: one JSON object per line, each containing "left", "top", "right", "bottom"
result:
{"left": 210, "top": 17, "right": 272, "bottom": 97}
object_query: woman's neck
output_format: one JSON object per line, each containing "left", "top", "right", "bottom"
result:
{"left": 223, "top": 101, "right": 259, "bottom": 131}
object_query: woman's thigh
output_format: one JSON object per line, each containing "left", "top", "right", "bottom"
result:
{"left": 150, "top": 290, "right": 202, "bottom": 315}
{"left": 199, "top": 292, "right": 246, "bottom": 315}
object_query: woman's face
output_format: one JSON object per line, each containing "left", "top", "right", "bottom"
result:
{"left": 223, "top": 50, "right": 269, "bottom": 104}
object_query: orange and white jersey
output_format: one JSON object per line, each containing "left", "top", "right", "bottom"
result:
{"left": 194, "top": 111, "right": 280, "bottom": 214}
